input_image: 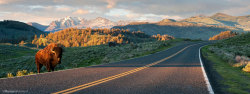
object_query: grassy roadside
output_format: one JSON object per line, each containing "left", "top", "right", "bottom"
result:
{"left": 202, "top": 46, "right": 250, "bottom": 94}
{"left": 0, "top": 39, "right": 186, "bottom": 78}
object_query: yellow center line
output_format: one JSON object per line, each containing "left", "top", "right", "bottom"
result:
{"left": 52, "top": 44, "right": 195, "bottom": 94}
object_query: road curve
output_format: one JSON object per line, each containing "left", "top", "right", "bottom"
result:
{"left": 0, "top": 42, "right": 212, "bottom": 94}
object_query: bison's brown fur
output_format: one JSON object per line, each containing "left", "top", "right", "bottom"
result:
{"left": 35, "top": 43, "right": 63, "bottom": 73}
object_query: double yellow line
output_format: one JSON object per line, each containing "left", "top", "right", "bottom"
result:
{"left": 52, "top": 44, "right": 194, "bottom": 94}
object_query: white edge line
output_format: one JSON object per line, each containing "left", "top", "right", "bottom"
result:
{"left": 199, "top": 45, "right": 215, "bottom": 94}
{"left": 0, "top": 42, "right": 193, "bottom": 80}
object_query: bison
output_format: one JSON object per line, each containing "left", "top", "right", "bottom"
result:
{"left": 35, "top": 43, "right": 63, "bottom": 73}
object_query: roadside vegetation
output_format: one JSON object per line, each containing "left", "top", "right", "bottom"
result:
{"left": 209, "top": 31, "right": 237, "bottom": 40}
{"left": 0, "top": 38, "right": 186, "bottom": 78}
{"left": 202, "top": 32, "right": 250, "bottom": 94}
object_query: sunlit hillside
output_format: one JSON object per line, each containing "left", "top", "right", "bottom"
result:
{"left": 181, "top": 16, "right": 223, "bottom": 25}
{"left": 31, "top": 28, "right": 155, "bottom": 47}
{"left": 209, "top": 31, "right": 237, "bottom": 40}
{"left": 113, "top": 19, "right": 243, "bottom": 40}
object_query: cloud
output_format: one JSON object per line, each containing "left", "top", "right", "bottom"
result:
{"left": 53, "top": 0, "right": 64, "bottom": 3}
{"left": 221, "top": 5, "right": 250, "bottom": 16}
{"left": 115, "top": 0, "right": 250, "bottom": 17}
{"left": 105, "top": 8, "right": 182, "bottom": 22}
{"left": 106, "top": 0, "right": 116, "bottom": 8}
{"left": 0, "top": 0, "right": 8, "bottom": 4}
{"left": 0, "top": 0, "right": 17, "bottom": 5}
{"left": 73, "top": 9, "right": 89, "bottom": 15}
{"left": 0, "top": 0, "right": 249, "bottom": 24}
{"left": 56, "top": 6, "right": 72, "bottom": 12}
{"left": 136, "top": 14, "right": 182, "bottom": 22}
{"left": 0, "top": 12, "right": 57, "bottom": 25}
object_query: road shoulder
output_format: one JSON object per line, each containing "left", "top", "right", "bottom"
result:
{"left": 201, "top": 45, "right": 250, "bottom": 94}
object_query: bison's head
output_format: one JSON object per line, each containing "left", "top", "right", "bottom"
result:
{"left": 51, "top": 47, "right": 63, "bottom": 64}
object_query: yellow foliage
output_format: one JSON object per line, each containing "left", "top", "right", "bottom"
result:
{"left": 28, "top": 72, "right": 35, "bottom": 75}
{"left": 16, "top": 71, "right": 24, "bottom": 76}
{"left": 22, "top": 70, "right": 27, "bottom": 74}
{"left": 242, "top": 62, "right": 250, "bottom": 72}
{"left": 209, "top": 31, "right": 236, "bottom": 40}
{"left": 12, "top": 70, "right": 34, "bottom": 77}
{"left": 31, "top": 28, "right": 132, "bottom": 47}
{"left": 19, "top": 40, "right": 25, "bottom": 46}
{"left": 16, "top": 70, "right": 27, "bottom": 76}
{"left": 152, "top": 34, "right": 175, "bottom": 41}
{"left": 6, "top": 70, "right": 36, "bottom": 78}
{"left": 7, "top": 73, "right": 14, "bottom": 78}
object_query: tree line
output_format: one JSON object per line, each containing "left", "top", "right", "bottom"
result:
{"left": 31, "top": 28, "right": 153, "bottom": 47}
{"left": 152, "top": 34, "right": 175, "bottom": 41}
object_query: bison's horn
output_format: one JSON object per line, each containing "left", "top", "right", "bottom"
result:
{"left": 51, "top": 48, "right": 56, "bottom": 54}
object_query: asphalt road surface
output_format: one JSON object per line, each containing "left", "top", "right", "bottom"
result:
{"left": 0, "top": 42, "right": 213, "bottom": 94}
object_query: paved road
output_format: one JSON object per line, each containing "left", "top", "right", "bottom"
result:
{"left": 0, "top": 42, "right": 212, "bottom": 94}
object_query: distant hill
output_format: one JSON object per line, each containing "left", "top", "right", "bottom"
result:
{"left": 182, "top": 13, "right": 250, "bottom": 31}
{"left": 158, "top": 19, "right": 176, "bottom": 24}
{"left": 181, "top": 16, "right": 223, "bottom": 25}
{"left": 27, "top": 22, "right": 48, "bottom": 31}
{"left": 0, "top": 20, "right": 45, "bottom": 43}
{"left": 113, "top": 18, "right": 243, "bottom": 40}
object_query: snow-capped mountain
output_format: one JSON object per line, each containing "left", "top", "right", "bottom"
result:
{"left": 45, "top": 16, "right": 85, "bottom": 32}
{"left": 87, "top": 17, "right": 116, "bottom": 28}
{"left": 44, "top": 17, "right": 131, "bottom": 32}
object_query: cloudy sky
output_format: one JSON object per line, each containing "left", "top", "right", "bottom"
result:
{"left": 0, "top": 0, "right": 249, "bottom": 25}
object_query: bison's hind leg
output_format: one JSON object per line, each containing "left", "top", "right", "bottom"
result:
{"left": 51, "top": 64, "right": 55, "bottom": 72}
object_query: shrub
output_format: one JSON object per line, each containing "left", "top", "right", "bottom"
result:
{"left": 7, "top": 73, "right": 14, "bottom": 78}
{"left": 27, "top": 72, "right": 35, "bottom": 75}
{"left": 209, "top": 31, "right": 237, "bottom": 40}
{"left": 16, "top": 70, "right": 26, "bottom": 76}
{"left": 233, "top": 55, "right": 249, "bottom": 67}
{"left": 242, "top": 62, "right": 250, "bottom": 72}
{"left": 6, "top": 70, "right": 36, "bottom": 78}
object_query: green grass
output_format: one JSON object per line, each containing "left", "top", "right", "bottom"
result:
{"left": 0, "top": 39, "right": 185, "bottom": 78}
{"left": 202, "top": 46, "right": 250, "bottom": 94}
{"left": 209, "top": 33, "right": 250, "bottom": 63}
{"left": 0, "top": 44, "right": 37, "bottom": 60}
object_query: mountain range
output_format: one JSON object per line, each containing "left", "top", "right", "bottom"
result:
{"left": 181, "top": 13, "right": 250, "bottom": 31}
{"left": 113, "top": 13, "right": 249, "bottom": 40}
{"left": 28, "top": 13, "right": 250, "bottom": 33}
{"left": 28, "top": 17, "right": 131, "bottom": 32}
{"left": 24, "top": 13, "right": 249, "bottom": 40}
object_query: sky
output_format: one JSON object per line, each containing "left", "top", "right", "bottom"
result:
{"left": 0, "top": 0, "right": 249, "bottom": 25}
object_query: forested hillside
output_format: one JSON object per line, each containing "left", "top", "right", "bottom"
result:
{"left": 0, "top": 20, "right": 44, "bottom": 44}
{"left": 32, "top": 28, "right": 156, "bottom": 47}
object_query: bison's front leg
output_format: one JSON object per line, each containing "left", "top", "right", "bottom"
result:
{"left": 45, "top": 63, "right": 51, "bottom": 72}
{"left": 51, "top": 65, "right": 55, "bottom": 71}
{"left": 36, "top": 63, "right": 42, "bottom": 73}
